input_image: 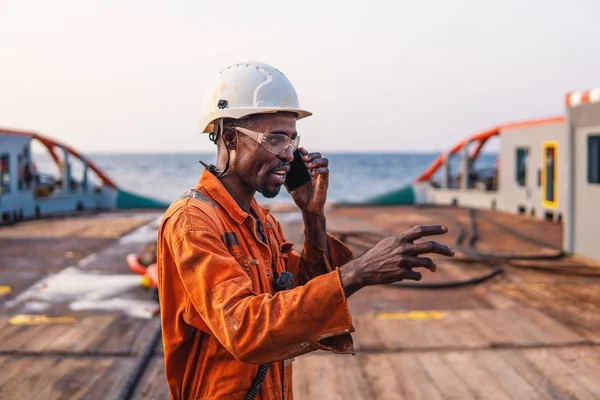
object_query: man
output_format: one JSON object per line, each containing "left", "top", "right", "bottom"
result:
{"left": 157, "top": 61, "right": 454, "bottom": 399}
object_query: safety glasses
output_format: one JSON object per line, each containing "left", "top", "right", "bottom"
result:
{"left": 234, "top": 127, "right": 300, "bottom": 155}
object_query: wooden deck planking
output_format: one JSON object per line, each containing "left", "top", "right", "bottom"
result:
{"left": 377, "top": 353, "right": 444, "bottom": 400}
{"left": 25, "top": 357, "right": 113, "bottom": 400}
{"left": 0, "top": 314, "right": 161, "bottom": 357}
{"left": 293, "top": 346, "right": 600, "bottom": 400}
{"left": 292, "top": 353, "right": 374, "bottom": 399}
{"left": 443, "top": 310, "right": 491, "bottom": 348}
{"left": 43, "top": 315, "right": 118, "bottom": 353}
{"left": 482, "top": 308, "right": 548, "bottom": 346}
{"left": 523, "top": 348, "right": 599, "bottom": 399}
{"left": 495, "top": 307, "right": 575, "bottom": 346}
{"left": 0, "top": 217, "right": 153, "bottom": 239}
{"left": 497, "top": 348, "right": 586, "bottom": 400}
{"left": 470, "top": 349, "right": 546, "bottom": 399}
{"left": 0, "top": 323, "right": 58, "bottom": 352}
{"left": 0, "top": 357, "right": 32, "bottom": 388}
{"left": 129, "top": 317, "right": 161, "bottom": 353}
{"left": 21, "top": 323, "right": 77, "bottom": 353}
{"left": 496, "top": 283, "right": 600, "bottom": 342}
{"left": 351, "top": 315, "right": 385, "bottom": 351}
{"left": 442, "top": 352, "right": 514, "bottom": 400}
{"left": 556, "top": 346, "right": 600, "bottom": 387}
{"left": 372, "top": 318, "right": 441, "bottom": 350}
{"left": 511, "top": 306, "right": 586, "bottom": 343}
{"left": 350, "top": 305, "right": 588, "bottom": 354}
{"left": 293, "top": 353, "right": 449, "bottom": 400}
{"left": 131, "top": 357, "right": 170, "bottom": 400}
{"left": 2, "top": 206, "right": 600, "bottom": 399}
{"left": 466, "top": 308, "right": 534, "bottom": 347}
{"left": 0, "top": 357, "right": 61, "bottom": 399}
{"left": 439, "top": 263, "right": 517, "bottom": 309}
{"left": 89, "top": 315, "right": 155, "bottom": 354}
{"left": 417, "top": 351, "right": 478, "bottom": 399}
{"left": 76, "top": 358, "right": 137, "bottom": 400}
{"left": 0, "top": 323, "right": 32, "bottom": 350}
{"left": 358, "top": 354, "right": 411, "bottom": 400}
{"left": 154, "top": 337, "right": 164, "bottom": 354}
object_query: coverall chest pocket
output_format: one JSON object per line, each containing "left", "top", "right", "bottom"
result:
{"left": 279, "top": 242, "right": 295, "bottom": 259}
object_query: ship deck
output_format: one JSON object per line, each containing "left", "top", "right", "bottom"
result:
{"left": 1, "top": 206, "right": 600, "bottom": 399}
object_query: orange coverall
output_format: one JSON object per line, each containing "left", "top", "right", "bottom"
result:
{"left": 157, "top": 169, "right": 356, "bottom": 399}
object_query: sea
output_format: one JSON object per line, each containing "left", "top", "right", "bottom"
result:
{"left": 35, "top": 152, "right": 497, "bottom": 205}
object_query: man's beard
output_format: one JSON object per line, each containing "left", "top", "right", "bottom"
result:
{"left": 256, "top": 161, "right": 289, "bottom": 198}
{"left": 260, "top": 181, "right": 282, "bottom": 198}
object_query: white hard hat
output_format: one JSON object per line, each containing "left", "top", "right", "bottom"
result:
{"left": 199, "top": 61, "right": 312, "bottom": 133}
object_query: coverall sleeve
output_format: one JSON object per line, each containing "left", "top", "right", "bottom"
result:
{"left": 274, "top": 219, "right": 354, "bottom": 286}
{"left": 170, "top": 208, "right": 355, "bottom": 365}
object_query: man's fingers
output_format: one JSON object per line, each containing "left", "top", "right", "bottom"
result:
{"left": 303, "top": 152, "right": 323, "bottom": 163}
{"left": 399, "top": 256, "right": 436, "bottom": 272}
{"left": 305, "top": 158, "right": 328, "bottom": 169}
{"left": 402, "top": 225, "right": 448, "bottom": 242}
{"left": 413, "top": 241, "right": 455, "bottom": 257}
{"left": 310, "top": 167, "right": 329, "bottom": 176}
{"left": 300, "top": 148, "right": 312, "bottom": 161}
{"left": 401, "top": 270, "right": 422, "bottom": 281}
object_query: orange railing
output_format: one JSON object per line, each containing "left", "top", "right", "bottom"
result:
{"left": 0, "top": 127, "right": 117, "bottom": 188}
{"left": 414, "top": 116, "right": 565, "bottom": 183}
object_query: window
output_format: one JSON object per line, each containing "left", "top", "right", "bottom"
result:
{"left": 542, "top": 141, "right": 558, "bottom": 209}
{"left": 516, "top": 147, "right": 528, "bottom": 187}
{"left": 545, "top": 146, "right": 556, "bottom": 202}
{"left": 0, "top": 154, "right": 10, "bottom": 195}
{"left": 17, "top": 154, "right": 23, "bottom": 191}
{"left": 588, "top": 135, "right": 600, "bottom": 184}
{"left": 21, "top": 146, "right": 31, "bottom": 191}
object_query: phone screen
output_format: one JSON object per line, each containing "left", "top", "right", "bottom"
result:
{"left": 285, "top": 150, "right": 312, "bottom": 191}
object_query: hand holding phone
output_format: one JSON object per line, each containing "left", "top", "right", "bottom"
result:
{"left": 285, "top": 150, "right": 312, "bottom": 191}
{"left": 287, "top": 148, "right": 330, "bottom": 215}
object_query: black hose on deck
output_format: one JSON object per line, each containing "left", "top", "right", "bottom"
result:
{"left": 334, "top": 207, "right": 600, "bottom": 287}
{"left": 390, "top": 265, "right": 504, "bottom": 289}
{"left": 469, "top": 209, "right": 600, "bottom": 277}
{"left": 115, "top": 321, "right": 162, "bottom": 400}
{"left": 391, "top": 207, "right": 505, "bottom": 289}
{"left": 465, "top": 209, "right": 565, "bottom": 260}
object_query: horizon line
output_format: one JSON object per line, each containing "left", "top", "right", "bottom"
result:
{"left": 70, "top": 149, "right": 500, "bottom": 155}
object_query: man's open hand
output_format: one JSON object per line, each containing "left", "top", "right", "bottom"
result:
{"left": 340, "top": 225, "right": 455, "bottom": 296}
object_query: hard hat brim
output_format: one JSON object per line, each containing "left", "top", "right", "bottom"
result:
{"left": 201, "top": 107, "right": 312, "bottom": 133}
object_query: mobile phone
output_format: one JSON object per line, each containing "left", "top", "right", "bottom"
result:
{"left": 285, "top": 150, "right": 312, "bottom": 191}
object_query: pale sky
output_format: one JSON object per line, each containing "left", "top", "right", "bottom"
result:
{"left": 1, "top": 0, "right": 598, "bottom": 154}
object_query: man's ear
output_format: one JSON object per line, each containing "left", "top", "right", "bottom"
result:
{"left": 221, "top": 128, "right": 237, "bottom": 150}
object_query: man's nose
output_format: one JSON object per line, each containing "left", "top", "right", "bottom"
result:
{"left": 279, "top": 147, "right": 294, "bottom": 163}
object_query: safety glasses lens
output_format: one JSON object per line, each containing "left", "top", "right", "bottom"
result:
{"left": 235, "top": 127, "right": 300, "bottom": 155}
{"left": 266, "top": 135, "right": 300, "bottom": 155}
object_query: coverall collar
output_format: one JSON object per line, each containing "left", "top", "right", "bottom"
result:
{"left": 198, "top": 168, "right": 270, "bottom": 225}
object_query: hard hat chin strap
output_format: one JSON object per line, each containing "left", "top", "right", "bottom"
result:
{"left": 200, "top": 119, "right": 232, "bottom": 179}
{"left": 208, "top": 119, "right": 223, "bottom": 144}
